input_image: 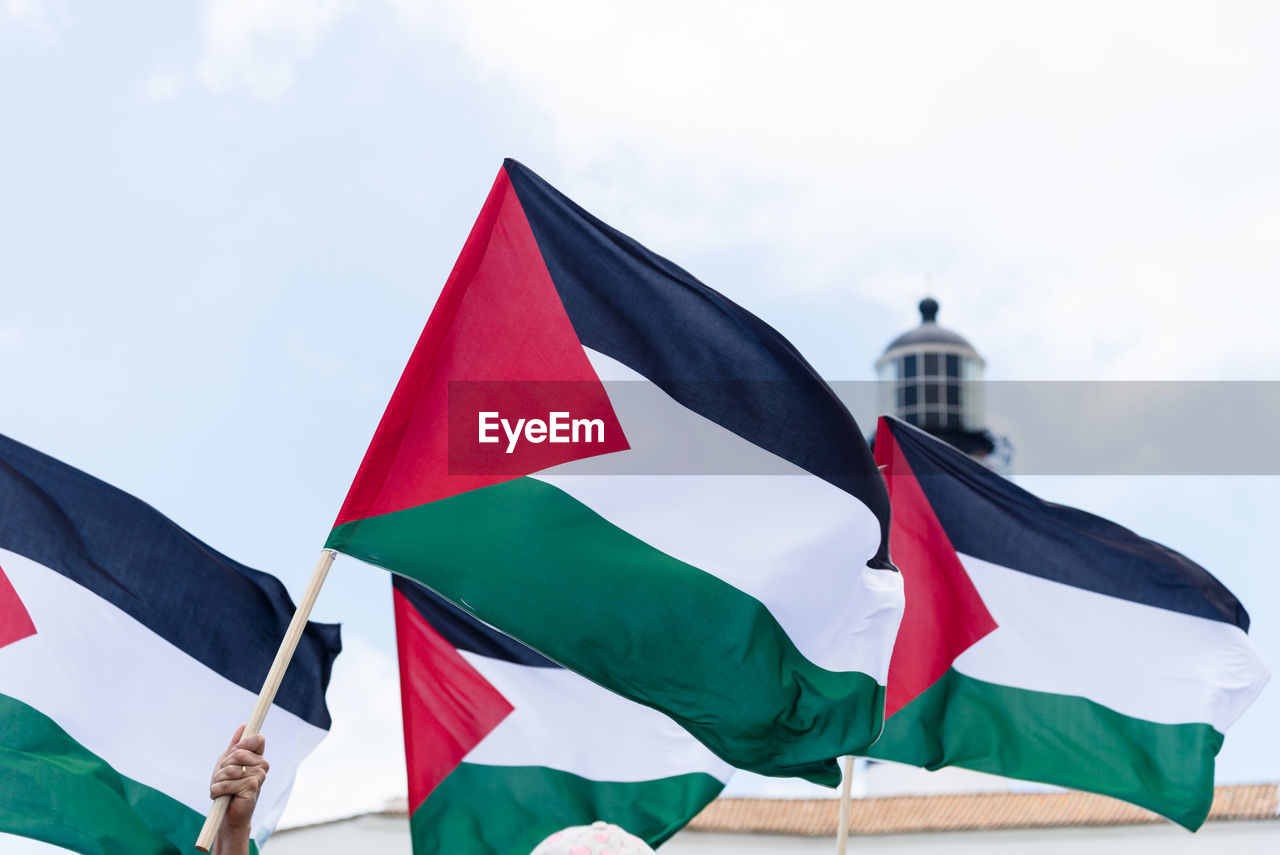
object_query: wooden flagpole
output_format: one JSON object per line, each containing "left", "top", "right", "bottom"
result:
{"left": 194, "top": 549, "right": 337, "bottom": 852}
{"left": 835, "top": 755, "right": 854, "bottom": 855}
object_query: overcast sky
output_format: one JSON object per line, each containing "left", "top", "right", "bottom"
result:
{"left": 2, "top": 1, "right": 1277, "bottom": 848}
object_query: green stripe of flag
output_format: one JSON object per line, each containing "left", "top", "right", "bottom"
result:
{"left": 867, "top": 668, "right": 1223, "bottom": 830}
{"left": 0, "top": 693, "right": 257, "bottom": 855}
{"left": 409, "top": 763, "right": 724, "bottom": 855}
{"left": 328, "top": 475, "right": 885, "bottom": 784}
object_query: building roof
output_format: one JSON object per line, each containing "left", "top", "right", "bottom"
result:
{"left": 684, "top": 784, "right": 1279, "bottom": 836}
{"left": 882, "top": 297, "right": 978, "bottom": 354}
{"left": 281, "top": 784, "right": 1279, "bottom": 839}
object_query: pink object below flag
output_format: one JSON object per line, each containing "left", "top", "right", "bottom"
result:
{"left": 530, "top": 822, "right": 656, "bottom": 855}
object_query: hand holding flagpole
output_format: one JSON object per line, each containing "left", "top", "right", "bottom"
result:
{"left": 195, "top": 550, "right": 337, "bottom": 852}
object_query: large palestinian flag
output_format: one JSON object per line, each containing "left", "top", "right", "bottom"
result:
{"left": 0, "top": 432, "right": 341, "bottom": 854}
{"left": 326, "top": 159, "right": 903, "bottom": 785}
{"left": 393, "top": 575, "right": 730, "bottom": 855}
{"left": 869, "top": 415, "right": 1269, "bottom": 830}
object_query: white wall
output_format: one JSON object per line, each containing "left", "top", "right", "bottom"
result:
{"left": 266, "top": 814, "right": 1280, "bottom": 855}
{"left": 661, "top": 822, "right": 1280, "bottom": 855}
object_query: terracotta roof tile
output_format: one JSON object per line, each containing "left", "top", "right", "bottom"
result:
{"left": 686, "top": 784, "right": 1279, "bottom": 836}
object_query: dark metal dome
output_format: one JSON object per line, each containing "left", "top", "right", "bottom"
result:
{"left": 883, "top": 298, "right": 976, "bottom": 352}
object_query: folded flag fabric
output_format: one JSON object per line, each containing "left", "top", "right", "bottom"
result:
{"left": 0, "top": 432, "right": 341, "bottom": 854}
{"left": 868, "top": 415, "right": 1270, "bottom": 830}
{"left": 393, "top": 575, "right": 730, "bottom": 854}
{"left": 326, "top": 159, "right": 904, "bottom": 785}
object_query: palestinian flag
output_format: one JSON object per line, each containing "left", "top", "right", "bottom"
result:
{"left": 393, "top": 575, "right": 730, "bottom": 855}
{"left": 0, "top": 432, "right": 341, "bottom": 854}
{"left": 869, "top": 415, "right": 1270, "bottom": 830}
{"left": 326, "top": 159, "right": 903, "bottom": 785}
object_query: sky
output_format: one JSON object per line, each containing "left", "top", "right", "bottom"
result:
{"left": 1, "top": 0, "right": 1277, "bottom": 848}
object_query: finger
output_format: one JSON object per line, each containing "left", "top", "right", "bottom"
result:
{"left": 210, "top": 763, "right": 268, "bottom": 795}
{"left": 231, "top": 733, "right": 266, "bottom": 757}
{"left": 225, "top": 748, "right": 269, "bottom": 770}
{"left": 219, "top": 759, "right": 268, "bottom": 782}
{"left": 210, "top": 773, "right": 264, "bottom": 801}
{"left": 211, "top": 766, "right": 240, "bottom": 784}
{"left": 213, "top": 725, "right": 249, "bottom": 768}
{"left": 212, "top": 760, "right": 268, "bottom": 784}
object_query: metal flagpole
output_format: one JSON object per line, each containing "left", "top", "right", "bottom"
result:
{"left": 194, "top": 549, "right": 337, "bottom": 852}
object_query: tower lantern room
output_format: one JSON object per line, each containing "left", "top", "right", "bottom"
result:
{"left": 875, "top": 298, "right": 995, "bottom": 457}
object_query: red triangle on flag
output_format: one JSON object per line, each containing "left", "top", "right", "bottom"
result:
{"left": 393, "top": 587, "right": 514, "bottom": 811}
{"left": 875, "top": 418, "right": 997, "bottom": 718}
{"left": 333, "top": 169, "right": 628, "bottom": 530}
{"left": 0, "top": 562, "right": 36, "bottom": 650}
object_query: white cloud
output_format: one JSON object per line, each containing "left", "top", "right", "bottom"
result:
{"left": 0, "top": 0, "right": 68, "bottom": 38}
{"left": 179, "top": 0, "right": 1280, "bottom": 376}
{"left": 141, "top": 67, "right": 186, "bottom": 102}
{"left": 382, "top": 0, "right": 1280, "bottom": 379}
{"left": 0, "top": 327, "right": 28, "bottom": 352}
{"left": 196, "top": 0, "right": 354, "bottom": 99}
